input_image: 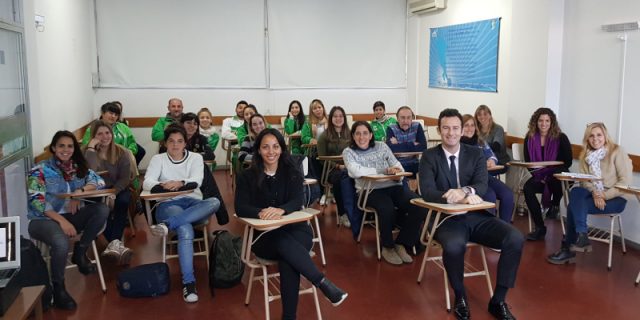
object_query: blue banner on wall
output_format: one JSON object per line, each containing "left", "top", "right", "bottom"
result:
{"left": 429, "top": 18, "right": 501, "bottom": 92}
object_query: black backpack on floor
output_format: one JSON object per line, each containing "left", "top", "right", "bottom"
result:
{"left": 116, "top": 262, "right": 170, "bottom": 298}
{"left": 12, "top": 236, "right": 53, "bottom": 311}
{"left": 208, "top": 230, "right": 244, "bottom": 296}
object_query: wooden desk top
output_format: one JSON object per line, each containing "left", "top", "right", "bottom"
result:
{"left": 287, "top": 132, "right": 301, "bottom": 138}
{"left": 393, "top": 151, "right": 423, "bottom": 158}
{"left": 554, "top": 172, "right": 602, "bottom": 182}
{"left": 362, "top": 172, "right": 412, "bottom": 181}
{"left": 410, "top": 198, "right": 496, "bottom": 214}
{"left": 304, "top": 178, "right": 318, "bottom": 185}
{"left": 236, "top": 211, "right": 314, "bottom": 231}
{"left": 223, "top": 137, "right": 238, "bottom": 143}
{"left": 488, "top": 165, "right": 505, "bottom": 171}
{"left": 615, "top": 185, "right": 640, "bottom": 196}
{"left": 140, "top": 189, "right": 194, "bottom": 201}
{"left": 317, "top": 155, "right": 343, "bottom": 161}
{"left": 1, "top": 285, "right": 45, "bottom": 320}
{"left": 507, "top": 161, "right": 564, "bottom": 169}
{"left": 56, "top": 188, "right": 116, "bottom": 199}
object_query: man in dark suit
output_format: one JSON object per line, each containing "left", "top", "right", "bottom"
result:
{"left": 419, "top": 108, "right": 523, "bottom": 320}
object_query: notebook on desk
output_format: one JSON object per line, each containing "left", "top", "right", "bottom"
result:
{"left": 0, "top": 216, "right": 20, "bottom": 288}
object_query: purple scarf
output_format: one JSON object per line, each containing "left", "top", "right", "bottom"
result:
{"left": 527, "top": 132, "right": 560, "bottom": 208}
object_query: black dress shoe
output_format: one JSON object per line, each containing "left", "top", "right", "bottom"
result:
{"left": 545, "top": 205, "right": 559, "bottom": 220}
{"left": 488, "top": 301, "right": 516, "bottom": 320}
{"left": 71, "top": 242, "right": 96, "bottom": 275}
{"left": 526, "top": 226, "right": 547, "bottom": 241}
{"left": 453, "top": 297, "right": 471, "bottom": 320}
{"left": 53, "top": 284, "right": 77, "bottom": 310}
{"left": 570, "top": 232, "right": 592, "bottom": 253}
{"left": 547, "top": 247, "right": 576, "bottom": 265}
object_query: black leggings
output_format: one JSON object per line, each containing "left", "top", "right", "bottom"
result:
{"left": 523, "top": 177, "right": 563, "bottom": 229}
{"left": 252, "top": 223, "right": 324, "bottom": 320}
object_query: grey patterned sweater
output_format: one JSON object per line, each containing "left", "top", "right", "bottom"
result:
{"left": 342, "top": 142, "right": 404, "bottom": 190}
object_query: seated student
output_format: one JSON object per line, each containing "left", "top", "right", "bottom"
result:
{"left": 317, "top": 106, "right": 354, "bottom": 229}
{"left": 385, "top": 106, "right": 427, "bottom": 176}
{"left": 235, "top": 128, "right": 347, "bottom": 319}
{"left": 284, "top": 100, "right": 306, "bottom": 155}
{"left": 420, "top": 109, "right": 523, "bottom": 320}
{"left": 145, "top": 125, "right": 220, "bottom": 303}
{"left": 152, "top": 97, "right": 184, "bottom": 143}
{"left": 28, "top": 131, "right": 108, "bottom": 310}
{"left": 302, "top": 99, "right": 328, "bottom": 178}
{"left": 197, "top": 107, "right": 220, "bottom": 152}
{"left": 238, "top": 114, "right": 267, "bottom": 164}
{"left": 221, "top": 100, "right": 248, "bottom": 141}
{"left": 235, "top": 104, "right": 258, "bottom": 146}
{"left": 343, "top": 121, "right": 426, "bottom": 265}
{"left": 370, "top": 101, "right": 398, "bottom": 142}
{"left": 159, "top": 113, "right": 215, "bottom": 161}
{"left": 84, "top": 120, "right": 135, "bottom": 264}
{"left": 82, "top": 102, "right": 141, "bottom": 164}
{"left": 523, "top": 107, "right": 572, "bottom": 241}
{"left": 461, "top": 114, "right": 514, "bottom": 223}
{"left": 548, "top": 122, "right": 631, "bottom": 264}
{"left": 112, "top": 100, "right": 147, "bottom": 165}
{"left": 475, "top": 105, "right": 510, "bottom": 169}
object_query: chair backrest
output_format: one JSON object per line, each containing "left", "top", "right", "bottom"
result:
{"left": 512, "top": 143, "right": 524, "bottom": 161}
{"left": 426, "top": 126, "right": 441, "bottom": 141}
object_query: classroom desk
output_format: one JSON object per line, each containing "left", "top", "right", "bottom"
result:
{"left": 0, "top": 285, "right": 45, "bottom": 320}
{"left": 616, "top": 185, "right": 640, "bottom": 284}
{"left": 410, "top": 199, "right": 496, "bottom": 279}
{"left": 139, "top": 189, "right": 194, "bottom": 225}
{"left": 222, "top": 137, "right": 238, "bottom": 176}
{"left": 392, "top": 151, "right": 423, "bottom": 159}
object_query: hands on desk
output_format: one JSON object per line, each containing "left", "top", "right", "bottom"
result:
{"left": 161, "top": 180, "right": 185, "bottom": 191}
{"left": 385, "top": 167, "right": 403, "bottom": 175}
{"left": 443, "top": 189, "right": 483, "bottom": 205}
{"left": 259, "top": 207, "right": 285, "bottom": 220}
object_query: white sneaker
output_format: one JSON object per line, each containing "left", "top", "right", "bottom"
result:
{"left": 102, "top": 240, "right": 122, "bottom": 258}
{"left": 381, "top": 247, "right": 403, "bottom": 265}
{"left": 394, "top": 244, "right": 413, "bottom": 264}
{"left": 117, "top": 241, "right": 133, "bottom": 265}
{"left": 320, "top": 194, "right": 327, "bottom": 206}
{"left": 339, "top": 215, "right": 351, "bottom": 228}
{"left": 149, "top": 223, "right": 168, "bottom": 237}
{"left": 183, "top": 282, "right": 199, "bottom": 303}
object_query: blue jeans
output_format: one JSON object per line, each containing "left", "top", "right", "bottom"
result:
{"left": 482, "top": 176, "right": 515, "bottom": 223}
{"left": 565, "top": 187, "right": 627, "bottom": 244}
{"left": 156, "top": 196, "right": 220, "bottom": 284}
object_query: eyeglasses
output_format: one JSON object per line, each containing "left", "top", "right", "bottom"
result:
{"left": 587, "top": 122, "right": 606, "bottom": 129}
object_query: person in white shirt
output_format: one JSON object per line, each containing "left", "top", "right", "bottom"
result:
{"left": 221, "top": 100, "right": 248, "bottom": 140}
{"left": 144, "top": 124, "right": 220, "bottom": 303}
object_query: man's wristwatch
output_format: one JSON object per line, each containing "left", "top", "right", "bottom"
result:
{"left": 462, "top": 186, "right": 472, "bottom": 198}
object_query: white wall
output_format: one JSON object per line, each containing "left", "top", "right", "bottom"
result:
{"left": 558, "top": 0, "right": 640, "bottom": 243}
{"left": 25, "top": 0, "right": 96, "bottom": 153}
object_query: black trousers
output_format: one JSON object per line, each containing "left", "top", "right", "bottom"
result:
{"left": 365, "top": 185, "right": 426, "bottom": 248}
{"left": 252, "top": 222, "right": 323, "bottom": 320}
{"left": 523, "top": 177, "right": 563, "bottom": 229}
{"left": 433, "top": 211, "right": 524, "bottom": 296}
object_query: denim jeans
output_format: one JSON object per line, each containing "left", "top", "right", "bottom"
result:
{"left": 482, "top": 176, "right": 515, "bottom": 223}
{"left": 156, "top": 196, "right": 220, "bottom": 284}
{"left": 565, "top": 187, "right": 627, "bottom": 244}
{"left": 28, "top": 203, "right": 109, "bottom": 285}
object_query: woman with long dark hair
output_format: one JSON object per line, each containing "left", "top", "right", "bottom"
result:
{"left": 523, "top": 107, "right": 572, "bottom": 240}
{"left": 28, "top": 131, "right": 109, "bottom": 309}
{"left": 284, "top": 100, "right": 306, "bottom": 155}
{"left": 235, "top": 128, "right": 347, "bottom": 319}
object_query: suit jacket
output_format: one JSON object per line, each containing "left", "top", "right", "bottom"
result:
{"left": 419, "top": 143, "right": 488, "bottom": 204}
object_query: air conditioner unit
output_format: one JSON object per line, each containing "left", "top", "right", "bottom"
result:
{"left": 408, "top": 0, "right": 446, "bottom": 15}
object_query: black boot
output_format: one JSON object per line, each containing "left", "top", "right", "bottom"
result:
{"left": 526, "top": 226, "right": 547, "bottom": 241}
{"left": 547, "top": 242, "right": 576, "bottom": 265}
{"left": 53, "top": 283, "right": 77, "bottom": 310}
{"left": 317, "top": 277, "right": 348, "bottom": 306}
{"left": 570, "top": 232, "right": 592, "bottom": 252}
{"left": 71, "top": 242, "right": 96, "bottom": 275}
{"left": 545, "top": 205, "right": 559, "bottom": 220}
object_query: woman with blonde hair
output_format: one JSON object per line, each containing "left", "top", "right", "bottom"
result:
{"left": 301, "top": 99, "right": 328, "bottom": 146}
{"left": 474, "top": 105, "right": 510, "bottom": 167}
{"left": 548, "top": 122, "right": 631, "bottom": 264}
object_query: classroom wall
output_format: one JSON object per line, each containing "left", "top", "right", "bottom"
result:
{"left": 24, "top": 0, "right": 96, "bottom": 153}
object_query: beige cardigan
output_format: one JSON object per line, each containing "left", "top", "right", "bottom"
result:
{"left": 579, "top": 146, "right": 632, "bottom": 200}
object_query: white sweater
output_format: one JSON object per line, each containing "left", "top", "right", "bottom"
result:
{"left": 343, "top": 142, "right": 404, "bottom": 190}
{"left": 143, "top": 151, "right": 204, "bottom": 200}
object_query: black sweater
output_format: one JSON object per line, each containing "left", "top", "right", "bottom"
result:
{"left": 235, "top": 165, "right": 304, "bottom": 219}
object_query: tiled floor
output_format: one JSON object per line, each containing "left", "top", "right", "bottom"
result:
{"left": 40, "top": 171, "right": 640, "bottom": 320}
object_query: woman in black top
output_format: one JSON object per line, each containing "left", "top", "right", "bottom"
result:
{"left": 235, "top": 128, "right": 347, "bottom": 320}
